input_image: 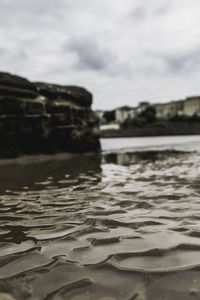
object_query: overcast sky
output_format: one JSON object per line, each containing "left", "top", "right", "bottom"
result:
{"left": 1, "top": 0, "right": 200, "bottom": 109}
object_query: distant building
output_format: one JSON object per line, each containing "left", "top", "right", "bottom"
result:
{"left": 115, "top": 102, "right": 150, "bottom": 124}
{"left": 153, "top": 97, "right": 200, "bottom": 119}
{"left": 183, "top": 97, "right": 200, "bottom": 116}
{"left": 115, "top": 106, "right": 137, "bottom": 124}
{"left": 102, "top": 96, "right": 200, "bottom": 127}
{"left": 153, "top": 100, "right": 184, "bottom": 119}
{"left": 136, "top": 102, "right": 150, "bottom": 115}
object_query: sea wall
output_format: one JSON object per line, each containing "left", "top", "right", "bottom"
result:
{"left": 0, "top": 72, "right": 100, "bottom": 158}
{"left": 101, "top": 123, "right": 200, "bottom": 138}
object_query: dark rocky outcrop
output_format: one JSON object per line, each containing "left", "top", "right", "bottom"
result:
{"left": 0, "top": 72, "right": 100, "bottom": 158}
{"left": 35, "top": 82, "right": 92, "bottom": 107}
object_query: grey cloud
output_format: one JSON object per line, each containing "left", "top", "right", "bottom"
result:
{"left": 0, "top": 0, "right": 66, "bottom": 14}
{"left": 132, "top": 6, "right": 147, "bottom": 20}
{"left": 0, "top": 48, "right": 6, "bottom": 55}
{"left": 66, "top": 37, "right": 116, "bottom": 71}
{"left": 0, "top": 46, "right": 27, "bottom": 62}
{"left": 0, "top": 0, "right": 200, "bottom": 110}
{"left": 163, "top": 48, "right": 200, "bottom": 73}
{"left": 131, "top": 1, "right": 172, "bottom": 21}
{"left": 0, "top": 0, "right": 67, "bottom": 29}
{"left": 155, "top": 3, "right": 171, "bottom": 15}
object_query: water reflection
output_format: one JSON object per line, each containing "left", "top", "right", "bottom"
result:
{"left": 103, "top": 150, "right": 187, "bottom": 165}
{"left": 0, "top": 153, "right": 101, "bottom": 193}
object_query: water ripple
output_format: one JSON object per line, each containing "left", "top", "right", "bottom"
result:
{"left": 0, "top": 146, "right": 200, "bottom": 299}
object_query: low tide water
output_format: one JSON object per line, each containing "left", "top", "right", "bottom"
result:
{"left": 1, "top": 136, "right": 200, "bottom": 299}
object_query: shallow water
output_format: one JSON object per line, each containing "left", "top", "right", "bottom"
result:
{"left": 1, "top": 136, "right": 200, "bottom": 299}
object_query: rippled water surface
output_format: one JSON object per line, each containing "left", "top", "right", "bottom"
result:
{"left": 1, "top": 136, "right": 200, "bottom": 300}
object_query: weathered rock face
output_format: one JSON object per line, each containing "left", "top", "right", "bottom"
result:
{"left": 0, "top": 72, "right": 100, "bottom": 158}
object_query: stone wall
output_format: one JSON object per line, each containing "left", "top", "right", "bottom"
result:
{"left": 0, "top": 72, "right": 100, "bottom": 158}
{"left": 101, "top": 122, "right": 200, "bottom": 138}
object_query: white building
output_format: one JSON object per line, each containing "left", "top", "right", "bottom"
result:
{"left": 115, "top": 102, "right": 150, "bottom": 124}
{"left": 115, "top": 106, "right": 137, "bottom": 124}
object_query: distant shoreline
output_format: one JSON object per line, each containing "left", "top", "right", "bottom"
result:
{"left": 101, "top": 122, "right": 200, "bottom": 138}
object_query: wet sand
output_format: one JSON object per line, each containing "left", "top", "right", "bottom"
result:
{"left": 1, "top": 136, "right": 200, "bottom": 299}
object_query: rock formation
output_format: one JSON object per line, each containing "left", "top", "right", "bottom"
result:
{"left": 0, "top": 72, "right": 100, "bottom": 158}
